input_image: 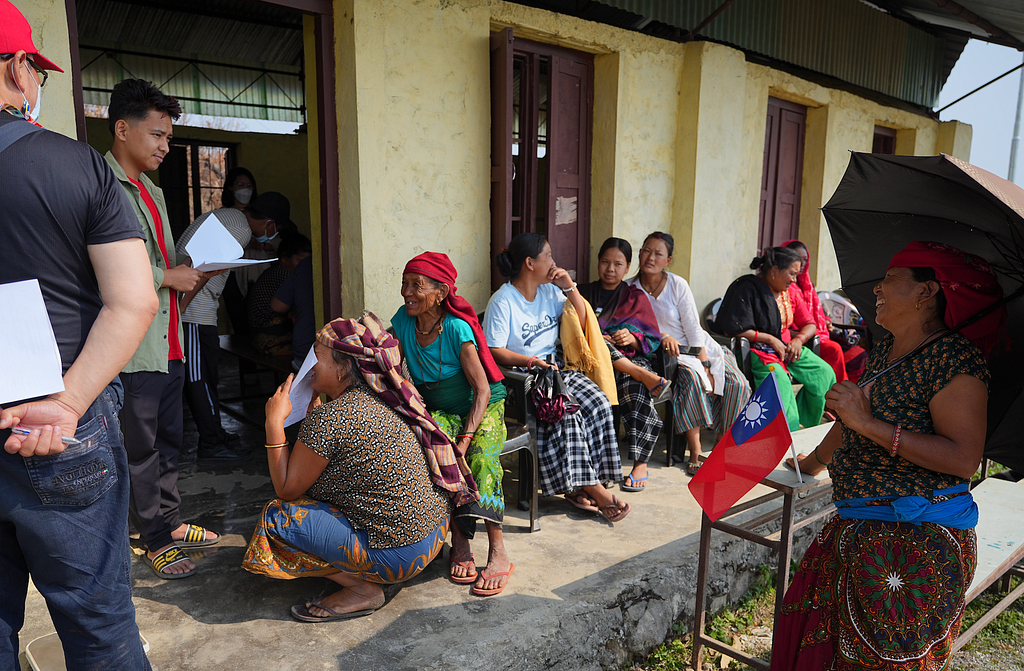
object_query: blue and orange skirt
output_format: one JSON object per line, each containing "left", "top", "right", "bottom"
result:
{"left": 242, "top": 497, "right": 447, "bottom": 584}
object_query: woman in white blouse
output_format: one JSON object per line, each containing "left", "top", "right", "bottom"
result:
{"left": 628, "top": 232, "right": 751, "bottom": 473}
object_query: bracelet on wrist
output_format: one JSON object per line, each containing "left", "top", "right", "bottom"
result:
{"left": 527, "top": 356, "right": 538, "bottom": 369}
{"left": 560, "top": 282, "right": 578, "bottom": 294}
{"left": 265, "top": 442, "right": 289, "bottom": 449}
{"left": 752, "top": 330, "right": 759, "bottom": 343}
{"left": 456, "top": 433, "right": 475, "bottom": 440}
{"left": 889, "top": 423, "right": 902, "bottom": 457}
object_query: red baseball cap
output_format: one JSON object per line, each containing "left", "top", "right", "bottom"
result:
{"left": 0, "top": 0, "right": 65, "bottom": 72}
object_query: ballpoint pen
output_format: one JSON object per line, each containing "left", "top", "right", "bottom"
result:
{"left": 9, "top": 426, "right": 83, "bottom": 446}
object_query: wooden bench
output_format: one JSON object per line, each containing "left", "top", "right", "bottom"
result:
{"left": 952, "top": 476, "right": 1024, "bottom": 650}
{"left": 218, "top": 334, "right": 294, "bottom": 425}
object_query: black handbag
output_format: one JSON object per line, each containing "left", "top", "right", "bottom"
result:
{"left": 529, "top": 364, "right": 581, "bottom": 424}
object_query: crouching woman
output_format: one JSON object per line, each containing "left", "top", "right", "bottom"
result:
{"left": 243, "top": 315, "right": 477, "bottom": 622}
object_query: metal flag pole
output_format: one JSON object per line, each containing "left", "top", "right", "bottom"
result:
{"left": 1009, "top": 54, "right": 1024, "bottom": 184}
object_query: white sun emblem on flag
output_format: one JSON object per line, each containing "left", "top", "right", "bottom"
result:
{"left": 740, "top": 396, "right": 768, "bottom": 428}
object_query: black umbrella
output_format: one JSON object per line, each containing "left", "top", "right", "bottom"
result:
{"left": 822, "top": 152, "right": 1024, "bottom": 473}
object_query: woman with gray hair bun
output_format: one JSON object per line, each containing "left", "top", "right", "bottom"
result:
{"left": 717, "top": 246, "right": 836, "bottom": 431}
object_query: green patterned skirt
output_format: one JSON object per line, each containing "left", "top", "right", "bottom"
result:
{"left": 432, "top": 400, "right": 506, "bottom": 537}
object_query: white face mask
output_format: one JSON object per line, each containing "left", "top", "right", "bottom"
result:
{"left": 11, "top": 60, "right": 42, "bottom": 123}
{"left": 234, "top": 188, "right": 253, "bottom": 205}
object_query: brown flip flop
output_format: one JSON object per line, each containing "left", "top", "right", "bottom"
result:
{"left": 565, "top": 491, "right": 600, "bottom": 513}
{"left": 599, "top": 496, "right": 631, "bottom": 523}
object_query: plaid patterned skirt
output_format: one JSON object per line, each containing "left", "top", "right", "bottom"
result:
{"left": 241, "top": 497, "right": 448, "bottom": 584}
{"left": 771, "top": 516, "right": 977, "bottom": 671}
{"left": 536, "top": 369, "right": 621, "bottom": 496}
{"left": 607, "top": 349, "right": 662, "bottom": 463}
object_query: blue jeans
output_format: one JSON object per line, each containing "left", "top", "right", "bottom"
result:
{"left": 0, "top": 383, "right": 151, "bottom": 671}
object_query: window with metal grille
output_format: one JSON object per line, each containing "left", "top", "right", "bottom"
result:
{"left": 159, "top": 140, "right": 236, "bottom": 239}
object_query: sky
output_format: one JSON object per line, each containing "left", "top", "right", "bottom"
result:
{"left": 937, "top": 40, "right": 1024, "bottom": 184}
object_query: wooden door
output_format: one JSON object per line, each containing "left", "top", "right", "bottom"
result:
{"left": 545, "top": 54, "right": 592, "bottom": 282}
{"left": 490, "top": 33, "right": 593, "bottom": 289}
{"left": 759, "top": 97, "right": 806, "bottom": 250}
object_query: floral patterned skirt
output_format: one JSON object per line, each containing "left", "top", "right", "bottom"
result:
{"left": 241, "top": 497, "right": 447, "bottom": 584}
{"left": 771, "top": 517, "right": 976, "bottom": 671}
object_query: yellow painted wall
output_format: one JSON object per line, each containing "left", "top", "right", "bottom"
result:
{"left": 11, "top": 0, "right": 76, "bottom": 139}
{"left": 336, "top": 0, "right": 494, "bottom": 321}
{"left": 84, "top": 117, "right": 310, "bottom": 238}
{"left": 330, "top": 0, "right": 971, "bottom": 320}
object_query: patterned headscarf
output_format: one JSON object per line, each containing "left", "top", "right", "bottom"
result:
{"left": 888, "top": 241, "right": 1007, "bottom": 357}
{"left": 316, "top": 312, "right": 479, "bottom": 507}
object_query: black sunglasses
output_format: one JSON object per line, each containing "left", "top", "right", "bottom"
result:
{"left": 1, "top": 54, "right": 48, "bottom": 87}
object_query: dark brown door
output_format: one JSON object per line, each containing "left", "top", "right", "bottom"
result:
{"left": 490, "top": 32, "right": 593, "bottom": 289}
{"left": 759, "top": 97, "right": 806, "bottom": 250}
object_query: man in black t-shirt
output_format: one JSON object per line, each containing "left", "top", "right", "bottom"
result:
{"left": 0, "top": 3, "right": 158, "bottom": 667}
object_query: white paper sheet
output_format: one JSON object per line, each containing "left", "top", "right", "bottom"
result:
{"left": 284, "top": 347, "right": 318, "bottom": 427}
{"left": 193, "top": 258, "right": 274, "bottom": 272}
{"left": 0, "top": 279, "right": 65, "bottom": 405}
{"left": 184, "top": 213, "right": 276, "bottom": 272}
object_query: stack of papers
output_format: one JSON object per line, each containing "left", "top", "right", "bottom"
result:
{"left": 185, "top": 213, "right": 276, "bottom": 271}
{"left": 0, "top": 279, "right": 64, "bottom": 405}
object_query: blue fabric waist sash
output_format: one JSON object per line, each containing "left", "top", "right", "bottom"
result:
{"left": 834, "top": 483, "right": 978, "bottom": 530}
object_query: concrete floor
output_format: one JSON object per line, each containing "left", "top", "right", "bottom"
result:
{"left": 16, "top": 364, "right": 831, "bottom": 671}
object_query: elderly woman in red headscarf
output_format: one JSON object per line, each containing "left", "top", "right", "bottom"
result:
{"left": 391, "top": 252, "right": 514, "bottom": 597}
{"left": 775, "top": 241, "right": 1003, "bottom": 671}
{"left": 242, "top": 314, "right": 470, "bottom": 622}
{"left": 784, "top": 239, "right": 867, "bottom": 382}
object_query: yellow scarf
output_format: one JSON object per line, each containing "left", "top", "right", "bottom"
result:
{"left": 560, "top": 299, "right": 618, "bottom": 404}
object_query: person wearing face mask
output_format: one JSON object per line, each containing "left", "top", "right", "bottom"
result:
{"left": 106, "top": 79, "right": 223, "bottom": 579}
{"left": 173, "top": 170, "right": 262, "bottom": 467}
{"left": 223, "top": 167, "right": 258, "bottom": 210}
{"left": 230, "top": 191, "right": 295, "bottom": 304}
{"left": 0, "top": 3, "right": 158, "bottom": 666}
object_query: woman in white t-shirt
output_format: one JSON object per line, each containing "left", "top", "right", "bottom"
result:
{"left": 483, "top": 233, "right": 630, "bottom": 523}
{"left": 628, "top": 232, "right": 751, "bottom": 474}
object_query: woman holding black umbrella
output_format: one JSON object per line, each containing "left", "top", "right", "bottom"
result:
{"left": 774, "top": 241, "right": 1003, "bottom": 671}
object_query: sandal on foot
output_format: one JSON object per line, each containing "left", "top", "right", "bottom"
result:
{"left": 144, "top": 545, "right": 195, "bottom": 580}
{"left": 471, "top": 563, "right": 516, "bottom": 597}
{"left": 621, "top": 474, "right": 648, "bottom": 492}
{"left": 176, "top": 523, "right": 219, "bottom": 548}
{"left": 565, "top": 491, "right": 600, "bottom": 513}
{"left": 686, "top": 461, "right": 701, "bottom": 476}
{"left": 290, "top": 598, "right": 382, "bottom": 623}
{"left": 599, "top": 496, "right": 631, "bottom": 523}
{"left": 650, "top": 377, "right": 673, "bottom": 404}
{"left": 449, "top": 552, "right": 478, "bottom": 585}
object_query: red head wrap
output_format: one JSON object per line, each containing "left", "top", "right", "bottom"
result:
{"left": 887, "top": 241, "right": 1007, "bottom": 357}
{"left": 403, "top": 252, "right": 504, "bottom": 383}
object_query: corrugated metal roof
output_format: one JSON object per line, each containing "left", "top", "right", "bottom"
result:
{"left": 517, "top": 0, "right": 969, "bottom": 108}
{"left": 80, "top": 47, "right": 304, "bottom": 122}
{"left": 76, "top": 0, "right": 305, "bottom": 122}
{"left": 77, "top": 0, "right": 304, "bottom": 68}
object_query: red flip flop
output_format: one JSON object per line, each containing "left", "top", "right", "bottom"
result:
{"left": 471, "top": 563, "right": 515, "bottom": 597}
{"left": 449, "top": 552, "right": 478, "bottom": 584}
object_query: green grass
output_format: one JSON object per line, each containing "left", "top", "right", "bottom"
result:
{"left": 955, "top": 576, "right": 1024, "bottom": 661}
{"left": 635, "top": 565, "right": 1024, "bottom": 670}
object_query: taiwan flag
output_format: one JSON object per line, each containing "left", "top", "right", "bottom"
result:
{"left": 688, "top": 373, "right": 792, "bottom": 522}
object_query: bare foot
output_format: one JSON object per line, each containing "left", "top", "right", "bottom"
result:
{"left": 171, "top": 522, "right": 219, "bottom": 544}
{"left": 307, "top": 585, "right": 385, "bottom": 618}
{"left": 147, "top": 542, "right": 194, "bottom": 576}
{"left": 449, "top": 525, "right": 475, "bottom": 580}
